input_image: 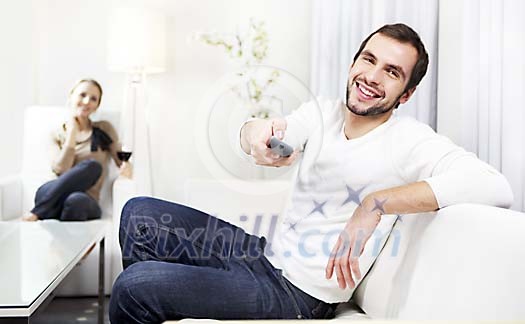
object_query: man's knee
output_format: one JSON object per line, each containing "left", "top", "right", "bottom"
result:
{"left": 109, "top": 262, "right": 159, "bottom": 323}
{"left": 120, "top": 196, "right": 158, "bottom": 228}
{"left": 119, "top": 197, "right": 161, "bottom": 261}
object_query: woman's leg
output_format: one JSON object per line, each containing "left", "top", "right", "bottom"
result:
{"left": 31, "top": 159, "right": 102, "bottom": 220}
{"left": 60, "top": 192, "right": 102, "bottom": 221}
{"left": 23, "top": 181, "right": 64, "bottom": 221}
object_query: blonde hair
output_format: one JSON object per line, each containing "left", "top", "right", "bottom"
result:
{"left": 69, "top": 78, "right": 103, "bottom": 108}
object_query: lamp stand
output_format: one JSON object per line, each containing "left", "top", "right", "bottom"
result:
{"left": 126, "top": 71, "right": 153, "bottom": 196}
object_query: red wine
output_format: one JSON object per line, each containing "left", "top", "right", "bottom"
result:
{"left": 117, "top": 151, "right": 132, "bottom": 162}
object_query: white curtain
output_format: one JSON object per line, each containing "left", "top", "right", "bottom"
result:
{"left": 438, "top": 0, "right": 525, "bottom": 211}
{"left": 310, "top": 0, "right": 439, "bottom": 128}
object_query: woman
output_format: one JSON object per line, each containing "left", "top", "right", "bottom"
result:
{"left": 23, "top": 79, "right": 130, "bottom": 221}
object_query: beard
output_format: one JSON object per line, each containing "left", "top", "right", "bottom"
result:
{"left": 345, "top": 80, "right": 401, "bottom": 116}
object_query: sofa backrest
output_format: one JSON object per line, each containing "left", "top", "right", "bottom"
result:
{"left": 21, "top": 105, "right": 120, "bottom": 218}
{"left": 184, "top": 179, "right": 292, "bottom": 237}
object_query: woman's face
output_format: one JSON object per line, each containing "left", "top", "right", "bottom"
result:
{"left": 70, "top": 82, "right": 101, "bottom": 118}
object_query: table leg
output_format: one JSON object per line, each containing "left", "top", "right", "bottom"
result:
{"left": 98, "top": 237, "right": 105, "bottom": 324}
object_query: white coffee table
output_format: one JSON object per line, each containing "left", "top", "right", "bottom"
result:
{"left": 0, "top": 220, "right": 108, "bottom": 323}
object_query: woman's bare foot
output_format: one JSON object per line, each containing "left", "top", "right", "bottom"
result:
{"left": 22, "top": 213, "right": 39, "bottom": 222}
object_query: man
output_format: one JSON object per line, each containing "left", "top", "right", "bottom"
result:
{"left": 109, "top": 24, "right": 513, "bottom": 323}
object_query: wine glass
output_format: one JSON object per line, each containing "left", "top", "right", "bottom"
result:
{"left": 117, "top": 148, "right": 133, "bottom": 178}
{"left": 117, "top": 151, "right": 132, "bottom": 162}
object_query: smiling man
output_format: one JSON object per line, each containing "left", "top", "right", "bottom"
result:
{"left": 110, "top": 24, "right": 513, "bottom": 323}
{"left": 240, "top": 22, "right": 512, "bottom": 305}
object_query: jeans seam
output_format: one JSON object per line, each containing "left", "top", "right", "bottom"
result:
{"left": 126, "top": 286, "right": 151, "bottom": 323}
{"left": 277, "top": 275, "right": 304, "bottom": 319}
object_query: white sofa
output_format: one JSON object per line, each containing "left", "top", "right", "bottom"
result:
{"left": 184, "top": 179, "right": 525, "bottom": 321}
{"left": 0, "top": 106, "right": 135, "bottom": 295}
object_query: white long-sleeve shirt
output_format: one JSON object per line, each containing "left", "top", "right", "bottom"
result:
{"left": 257, "top": 98, "right": 513, "bottom": 303}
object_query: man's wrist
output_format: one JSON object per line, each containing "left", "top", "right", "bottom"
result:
{"left": 362, "top": 193, "right": 387, "bottom": 216}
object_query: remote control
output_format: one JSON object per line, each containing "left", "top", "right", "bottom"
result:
{"left": 268, "top": 136, "right": 294, "bottom": 158}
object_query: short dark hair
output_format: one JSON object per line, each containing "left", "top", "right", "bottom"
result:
{"left": 352, "top": 23, "right": 429, "bottom": 92}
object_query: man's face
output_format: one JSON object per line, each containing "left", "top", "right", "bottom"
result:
{"left": 346, "top": 33, "right": 418, "bottom": 116}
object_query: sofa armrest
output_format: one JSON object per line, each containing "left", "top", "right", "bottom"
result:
{"left": 113, "top": 176, "right": 137, "bottom": 221}
{"left": 353, "top": 203, "right": 525, "bottom": 320}
{"left": 0, "top": 175, "right": 23, "bottom": 221}
{"left": 110, "top": 176, "right": 137, "bottom": 284}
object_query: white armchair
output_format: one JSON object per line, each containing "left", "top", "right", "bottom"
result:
{"left": 0, "top": 106, "right": 136, "bottom": 295}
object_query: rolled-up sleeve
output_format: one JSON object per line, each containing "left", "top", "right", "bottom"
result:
{"left": 423, "top": 153, "right": 514, "bottom": 208}
{"left": 391, "top": 118, "right": 514, "bottom": 209}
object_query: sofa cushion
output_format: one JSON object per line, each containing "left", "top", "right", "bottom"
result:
{"left": 334, "top": 300, "right": 370, "bottom": 320}
{"left": 169, "top": 301, "right": 369, "bottom": 323}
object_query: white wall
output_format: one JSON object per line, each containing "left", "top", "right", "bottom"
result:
{"left": 0, "top": 0, "right": 37, "bottom": 178}
{"left": 147, "top": 0, "right": 312, "bottom": 201}
{"left": 0, "top": 0, "right": 312, "bottom": 201}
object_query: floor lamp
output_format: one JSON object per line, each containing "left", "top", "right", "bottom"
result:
{"left": 107, "top": 7, "right": 166, "bottom": 196}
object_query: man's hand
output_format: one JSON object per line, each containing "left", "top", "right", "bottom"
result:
{"left": 325, "top": 197, "right": 382, "bottom": 289}
{"left": 240, "top": 117, "right": 298, "bottom": 167}
{"left": 325, "top": 182, "right": 439, "bottom": 289}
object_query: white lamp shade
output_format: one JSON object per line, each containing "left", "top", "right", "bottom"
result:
{"left": 107, "top": 7, "right": 167, "bottom": 74}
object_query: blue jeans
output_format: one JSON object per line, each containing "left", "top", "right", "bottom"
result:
{"left": 109, "top": 197, "right": 336, "bottom": 323}
{"left": 31, "top": 159, "right": 102, "bottom": 221}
